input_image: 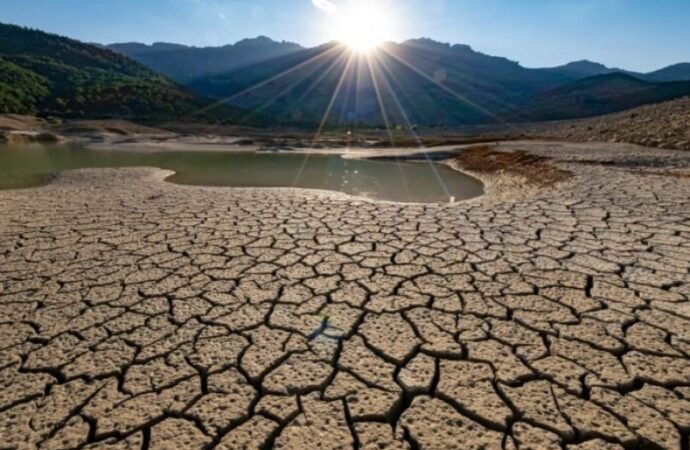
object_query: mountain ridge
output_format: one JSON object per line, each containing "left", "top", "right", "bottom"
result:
{"left": 646, "top": 63, "right": 690, "bottom": 82}
{"left": 106, "top": 37, "right": 303, "bottom": 82}
{"left": 183, "top": 39, "right": 690, "bottom": 126}
{"left": 109, "top": 36, "right": 690, "bottom": 84}
{"left": 540, "top": 60, "right": 620, "bottom": 78}
{"left": 108, "top": 36, "right": 690, "bottom": 126}
{"left": 2, "top": 22, "right": 689, "bottom": 127}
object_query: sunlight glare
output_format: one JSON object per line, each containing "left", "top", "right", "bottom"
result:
{"left": 334, "top": 2, "right": 393, "bottom": 53}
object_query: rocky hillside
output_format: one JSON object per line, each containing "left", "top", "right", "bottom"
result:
{"left": 528, "top": 97, "right": 690, "bottom": 150}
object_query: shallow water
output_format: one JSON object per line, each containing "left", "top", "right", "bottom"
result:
{"left": 0, "top": 143, "right": 483, "bottom": 203}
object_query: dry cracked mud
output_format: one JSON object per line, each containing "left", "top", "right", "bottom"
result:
{"left": 1, "top": 141, "right": 690, "bottom": 450}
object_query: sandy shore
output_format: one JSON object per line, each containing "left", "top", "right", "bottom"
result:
{"left": 1, "top": 141, "right": 690, "bottom": 449}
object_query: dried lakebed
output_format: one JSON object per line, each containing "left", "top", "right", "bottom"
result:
{"left": 0, "top": 144, "right": 484, "bottom": 204}
{"left": 1, "top": 141, "right": 690, "bottom": 449}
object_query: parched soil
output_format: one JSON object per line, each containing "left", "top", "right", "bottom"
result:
{"left": 454, "top": 145, "right": 572, "bottom": 186}
{"left": 1, "top": 141, "right": 690, "bottom": 449}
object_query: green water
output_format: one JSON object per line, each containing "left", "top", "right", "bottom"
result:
{"left": 0, "top": 143, "right": 483, "bottom": 203}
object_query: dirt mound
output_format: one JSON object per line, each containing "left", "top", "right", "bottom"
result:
{"left": 455, "top": 146, "right": 572, "bottom": 186}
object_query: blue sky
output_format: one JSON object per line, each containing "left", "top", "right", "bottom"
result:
{"left": 1, "top": 0, "right": 688, "bottom": 72}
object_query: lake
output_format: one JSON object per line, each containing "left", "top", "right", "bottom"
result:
{"left": 0, "top": 144, "right": 484, "bottom": 203}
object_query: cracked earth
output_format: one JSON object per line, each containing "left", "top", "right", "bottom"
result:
{"left": 1, "top": 141, "right": 690, "bottom": 450}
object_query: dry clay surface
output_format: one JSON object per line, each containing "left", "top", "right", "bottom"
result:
{"left": 1, "top": 141, "right": 690, "bottom": 450}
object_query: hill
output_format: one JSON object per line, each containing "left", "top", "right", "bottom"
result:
{"left": 645, "top": 63, "right": 690, "bottom": 82}
{"left": 540, "top": 61, "right": 690, "bottom": 83}
{"left": 107, "top": 37, "right": 303, "bottom": 82}
{"left": 541, "top": 60, "right": 619, "bottom": 78}
{"left": 515, "top": 73, "right": 690, "bottom": 121}
{"left": 527, "top": 96, "right": 690, "bottom": 150}
{"left": 0, "top": 23, "right": 240, "bottom": 121}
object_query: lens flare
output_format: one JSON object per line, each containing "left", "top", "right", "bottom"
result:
{"left": 334, "top": 2, "right": 393, "bottom": 53}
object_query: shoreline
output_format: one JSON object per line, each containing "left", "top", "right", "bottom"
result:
{"left": 0, "top": 139, "right": 488, "bottom": 205}
{"left": 4, "top": 134, "right": 690, "bottom": 206}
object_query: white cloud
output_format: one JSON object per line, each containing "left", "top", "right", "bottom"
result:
{"left": 312, "top": 0, "right": 337, "bottom": 13}
{"left": 218, "top": 12, "right": 227, "bottom": 22}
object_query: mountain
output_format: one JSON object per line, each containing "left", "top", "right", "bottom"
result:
{"left": 185, "top": 39, "right": 585, "bottom": 126}
{"left": 3, "top": 23, "right": 688, "bottom": 127}
{"left": 0, "top": 23, "right": 241, "bottom": 121}
{"left": 184, "top": 39, "right": 690, "bottom": 126}
{"left": 515, "top": 73, "right": 690, "bottom": 121}
{"left": 107, "top": 37, "right": 303, "bottom": 82}
{"left": 645, "top": 63, "right": 690, "bottom": 82}
{"left": 542, "top": 60, "right": 690, "bottom": 83}
{"left": 541, "top": 60, "right": 620, "bottom": 78}
{"left": 106, "top": 42, "right": 189, "bottom": 56}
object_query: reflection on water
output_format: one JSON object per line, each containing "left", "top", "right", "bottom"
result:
{"left": 0, "top": 143, "right": 484, "bottom": 203}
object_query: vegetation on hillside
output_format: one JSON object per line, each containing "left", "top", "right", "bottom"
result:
{"left": 0, "top": 23, "right": 242, "bottom": 122}
{"left": 0, "top": 56, "right": 50, "bottom": 114}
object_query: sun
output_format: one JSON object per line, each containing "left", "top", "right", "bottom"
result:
{"left": 334, "top": 2, "right": 393, "bottom": 53}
